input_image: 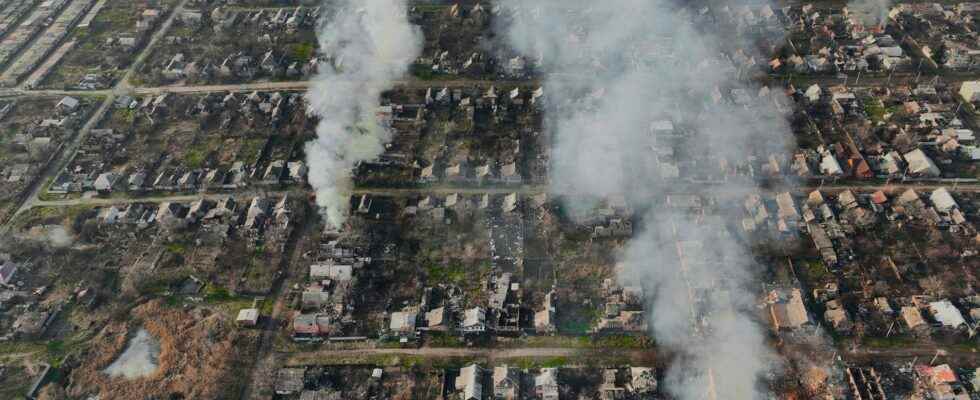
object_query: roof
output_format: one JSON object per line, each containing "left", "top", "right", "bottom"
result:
{"left": 463, "top": 307, "right": 485, "bottom": 327}
{"left": 837, "top": 190, "right": 858, "bottom": 208}
{"left": 426, "top": 307, "right": 445, "bottom": 327}
{"left": 805, "top": 84, "right": 821, "bottom": 100}
{"left": 903, "top": 149, "right": 940, "bottom": 176}
{"left": 897, "top": 189, "right": 920, "bottom": 204}
{"left": 875, "top": 297, "right": 894, "bottom": 314}
{"left": 457, "top": 364, "right": 483, "bottom": 400}
{"left": 630, "top": 367, "right": 657, "bottom": 392}
{"left": 825, "top": 307, "right": 849, "bottom": 327}
{"left": 535, "top": 368, "right": 558, "bottom": 388}
{"left": 237, "top": 308, "right": 259, "bottom": 323}
{"left": 929, "top": 188, "right": 958, "bottom": 212}
{"left": 0, "top": 261, "right": 17, "bottom": 284}
{"left": 275, "top": 368, "right": 305, "bottom": 393}
{"left": 786, "top": 289, "right": 810, "bottom": 327}
{"left": 929, "top": 300, "right": 966, "bottom": 328}
{"left": 870, "top": 190, "right": 888, "bottom": 204}
{"left": 293, "top": 313, "right": 319, "bottom": 335}
{"left": 901, "top": 306, "right": 926, "bottom": 329}
{"left": 500, "top": 162, "right": 517, "bottom": 177}
{"left": 309, "top": 264, "right": 352, "bottom": 281}
{"left": 776, "top": 192, "right": 799, "bottom": 219}
{"left": 58, "top": 96, "right": 79, "bottom": 109}
{"left": 820, "top": 153, "right": 843, "bottom": 175}
{"left": 492, "top": 365, "right": 521, "bottom": 400}
{"left": 301, "top": 289, "right": 329, "bottom": 306}
{"left": 807, "top": 190, "right": 825, "bottom": 206}
{"left": 772, "top": 289, "right": 810, "bottom": 329}
{"left": 961, "top": 80, "right": 980, "bottom": 95}
{"left": 390, "top": 310, "right": 417, "bottom": 332}
{"left": 917, "top": 364, "right": 958, "bottom": 384}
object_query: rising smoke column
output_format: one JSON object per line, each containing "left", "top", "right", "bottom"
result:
{"left": 306, "top": 0, "right": 422, "bottom": 226}
{"left": 848, "top": 0, "right": 893, "bottom": 27}
{"left": 495, "top": 1, "right": 793, "bottom": 398}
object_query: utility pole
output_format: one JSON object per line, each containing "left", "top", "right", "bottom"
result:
{"left": 914, "top": 59, "right": 924, "bottom": 84}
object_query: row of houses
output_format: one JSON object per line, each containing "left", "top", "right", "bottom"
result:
{"left": 448, "top": 364, "right": 657, "bottom": 400}
{"left": 292, "top": 238, "right": 368, "bottom": 341}
{"left": 98, "top": 195, "right": 292, "bottom": 239}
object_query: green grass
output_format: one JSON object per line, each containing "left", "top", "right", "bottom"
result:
{"left": 410, "top": 63, "right": 449, "bottom": 81}
{"left": 45, "top": 340, "right": 70, "bottom": 366}
{"left": 558, "top": 306, "right": 600, "bottom": 335}
{"left": 237, "top": 138, "right": 266, "bottom": 164}
{"left": 427, "top": 332, "right": 463, "bottom": 347}
{"left": 864, "top": 98, "right": 886, "bottom": 123}
{"left": 289, "top": 43, "right": 315, "bottom": 63}
{"left": 165, "top": 242, "right": 187, "bottom": 254}
{"left": 202, "top": 283, "right": 268, "bottom": 321}
{"left": 259, "top": 298, "right": 274, "bottom": 315}
{"left": 183, "top": 148, "right": 206, "bottom": 168}
{"left": 583, "top": 335, "right": 651, "bottom": 349}
{"left": 514, "top": 356, "right": 568, "bottom": 369}
{"left": 425, "top": 263, "right": 466, "bottom": 284}
{"left": 204, "top": 285, "right": 233, "bottom": 302}
{"left": 803, "top": 259, "right": 830, "bottom": 281}
{"left": 0, "top": 340, "right": 47, "bottom": 356}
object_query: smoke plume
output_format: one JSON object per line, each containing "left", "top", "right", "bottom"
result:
{"left": 28, "top": 224, "right": 73, "bottom": 248}
{"left": 495, "top": 1, "right": 793, "bottom": 398}
{"left": 305, "top": 0, "right": 422, "bottom": 226}
{"left": 848, "top": 0, "right": 893, "bottom": 27}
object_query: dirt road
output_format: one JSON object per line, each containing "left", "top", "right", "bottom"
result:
{"left": 0, "top": 0, "right": 192, "bottom": 233}
{"left": 23, "top": 180, "right": 980, "bottom": 211}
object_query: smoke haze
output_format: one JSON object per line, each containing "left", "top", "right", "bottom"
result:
{"left": 305, "top": 0, "right": 422, "bottom": 226}
{"left": 28, "top": 224, "right": 73, "bottom": 248}
{"left": 848, "top": 0, "right": 893, "bottom": 26}
{"left": 495, "top": 1, "right": 793, "bottom": 398}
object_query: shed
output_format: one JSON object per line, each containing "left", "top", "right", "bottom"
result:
{"left": 901, "top": 306, "right": 927, "bottom": 330}
{"left": 309, "top": 264, "right": 352, "bottom": 281}
{"left": 236, "top": 308, "right": 259, "bottom": 326}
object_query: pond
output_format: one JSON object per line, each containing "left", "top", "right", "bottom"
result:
{"left": 103, "top": 328, "right": 160, "bottom": 379}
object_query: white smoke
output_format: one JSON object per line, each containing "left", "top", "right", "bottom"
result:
{"left": 27, "top": 225, "right": 73, "bottom": 248}
{"left": 495, "top": 1, "right": 793, "bottom": 399}
{"left": 305, "top": 0, "right": 422, "bottom": 226}
{"left": 848, "top": 0, "right": 893, "bottom": 27}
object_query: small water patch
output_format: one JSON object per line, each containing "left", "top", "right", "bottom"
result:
{"left": 103, "top": 328, "right": 160, "bottom": 379}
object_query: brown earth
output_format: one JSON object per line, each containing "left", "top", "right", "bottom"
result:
{"left": 68, "top": 300, "right": 258, "bottom": 400}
